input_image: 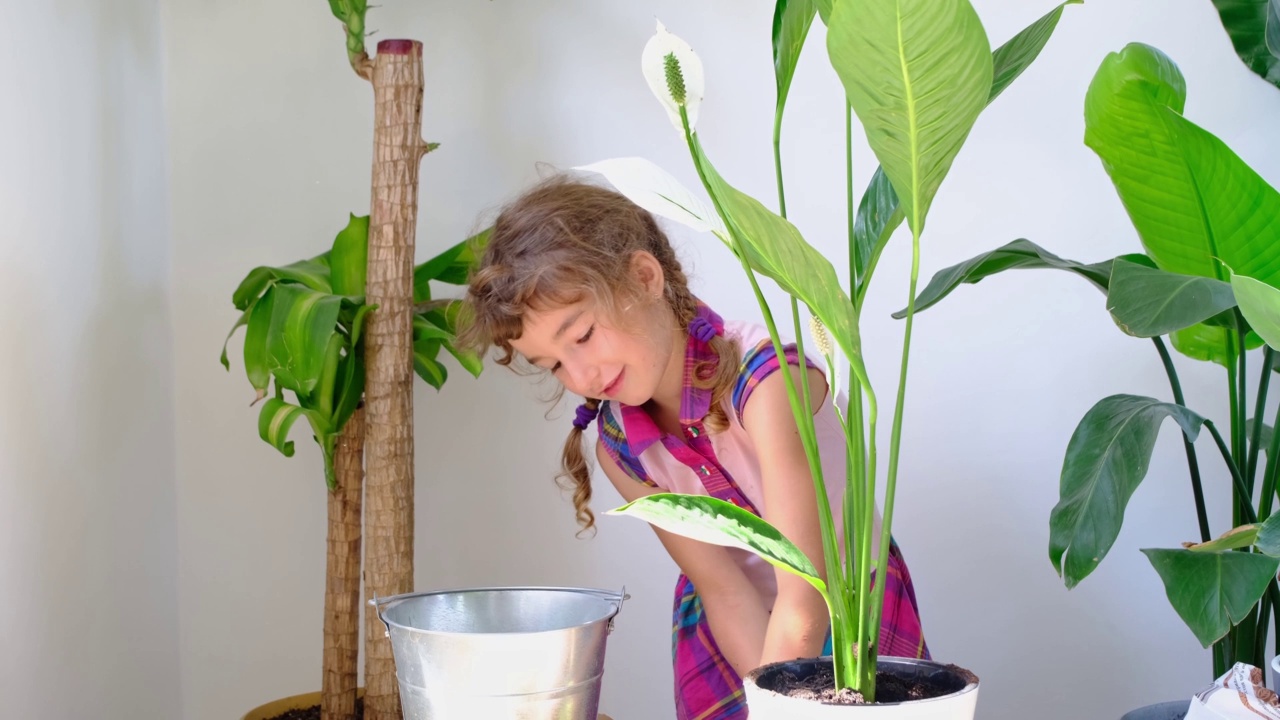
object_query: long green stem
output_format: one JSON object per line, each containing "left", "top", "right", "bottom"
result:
{"left": 1206, "top": 420, "right": 1256, "bottom": 525}
{"left": 1228, "top": 347, "right": 1244, "bottom": 528}
{"left": 1259, "top": 395, "right": 1280, "bottom": 521}
{"left": 1153, "top": 337, "right": 1211, "bottom": 543}
{"left": 842, "top": 97, "right": 866, "bottom": 652}
{"left": 686, "top": 109, "right": 850, "bottom": 686}
{"left": 1249, "top": 349, "right": 1275, "bottom": 493}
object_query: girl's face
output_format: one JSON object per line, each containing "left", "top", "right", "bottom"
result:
{"left": 508, "top": 257, "right": 678, "bottom": 407}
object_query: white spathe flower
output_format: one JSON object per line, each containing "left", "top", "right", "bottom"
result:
{"left": 641, "top": 20, "right": 703, "bottom": 133}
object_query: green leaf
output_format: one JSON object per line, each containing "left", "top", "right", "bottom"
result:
{"left": 853, "top": 1, "right": 1079, "bottom": 299}
{"left": 1142, "top": 548, "right": 1278, "bottom": 647}
{"left": 420, "top": 300, "right": 484, "bottom": 378}
{"left": 414, "top": 351, "right": 448, "bottom": 390}
{"left": 231, "top": 256, "right": 332, "bottom": 312}
{"left": 329, "top": 214, "right": 368, "bottom": 297}
{"left": 828, "top": 0, "right": 992, "bottom": 236}
{"left": 989, "top": 1, "right": 1082, "bottom": 103}
{"left": 692, "top": 140, "right": 868, "bottom": 389}
{"left": 1247, "top": 418, "right": 1274, "bottom": 460}
{"left": 257, "top": 397, "right": 326, "bottom": 458}
{"left": 221, "top": 307, "right": 250, "bottom": 370}
{"left": 242, "top": 287, "right": 276, "bottom": 398}
{"left": 331, "top": 305, "right": 373, "bottom": 432}
{"left": 1256, "top": 511, "right": 1280, "bottom": 556}
{"left": 1231, "top": 273, "right": 1280, "bottom": 350}
{"left": 610, "top": 493, "right": 827, "bottom": 594}
{"left": 264, "top": 284, "right": 344, "bottom": 396}
{"left": 773, "top": 0, "right": 817, "bottom": 119}
{"left": 1186, "top": 524, "right": 1260, "bottom": 553}
{"left": 327, "top": 0, "right": 368, "bottom": 65}
{"left": 814, "top": 0, "right": 832, "bottom": 25}
{"left": 1050, "top": 395, "right": 1206, "bottom": 587}
{"left": 1208, "top": 0, "right": 1280, "bottom": 90}
{"left": 898, "top": 240, "right": 1153, "bottom": 318}
{"left": 413, "top": 227, "right": 492, "bottom": 302}
{"left": 1169, "top": 322, "right": 1262, "bottom": 368}
{"left": 1084, "top": 43, "right": 1280, "bottom": 288}
{"left": 1106, "top": 259, "right": 1238, "bottom": 337}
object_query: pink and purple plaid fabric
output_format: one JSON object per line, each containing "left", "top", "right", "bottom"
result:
{"left": 597, "top": 303, "right": 929, "bottom": 720}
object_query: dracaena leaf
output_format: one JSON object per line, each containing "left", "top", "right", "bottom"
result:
{"left": 329, "top": 214, "right": 368, "bottom": 297}
{"left": 231, "top": 256, "right": 332, "bottom": 312}
{"left": 258, "top": 397, "right": 326, "bottom": 457}
{"left": 264, "top": 284, "right": 344, "bottom": 396}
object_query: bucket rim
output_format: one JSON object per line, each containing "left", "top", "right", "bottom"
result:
{"left": 370, "top": 585, "right": 627, "bottom": 638}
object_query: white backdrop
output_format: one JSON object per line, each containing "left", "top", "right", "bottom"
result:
{"left": 163, "top": 1, "right": 1280, "bottom": 719}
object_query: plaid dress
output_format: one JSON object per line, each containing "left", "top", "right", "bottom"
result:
{"left": 596, "top": 303, "right": 930, "bottom": 720}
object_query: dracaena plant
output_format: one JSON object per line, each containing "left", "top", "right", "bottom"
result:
{"left": 220, "top": 213, "right": 485, "bottom": 719}
{"left": 222, "top": 214, "right": 486, "bottom": 482}
{"left": 582, "top": 0, "right": 1079, "bottom": 701}
{"left": 905, "top": 42, "right": 1280, "bottom": 678}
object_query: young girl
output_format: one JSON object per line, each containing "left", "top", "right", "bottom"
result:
{"left": 463, "top": 176, "right": 928, "bottom": 719}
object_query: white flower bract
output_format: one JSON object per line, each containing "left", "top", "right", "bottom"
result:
{"left": 641, "top": 20, "right": 704, "bottom": 133}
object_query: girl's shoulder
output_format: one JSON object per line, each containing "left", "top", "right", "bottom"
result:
{"left": 723, "top": 320, "right": 819, "bottom": 424}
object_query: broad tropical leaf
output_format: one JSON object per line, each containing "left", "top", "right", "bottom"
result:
{"left": 1084, "top": 43, "right": 1280, "bottom": 290}
{"left": 1232, "top": 273, "right": 1280, "bottom": 350}
{"left": 231, "top": 256, "right": 332, "bottom": 312}
{"left": 1050, "top": 395, "right": 1206, "bottom": 587}
{"left": 610, "top": 493, "right": 827, "bottom": 594}
{"left": 1143, "top": 547, "right": 1279, "bottom": 647}
{"left": 258, "top": 397, "right": 326, "bottom": 457}
{"left": 692, "top": 139, "right": 868, "bottom": 388}
{"left": 1106, "top": 260, "right": 1238, "bottom": 337}
{"left": 1247, "top": 418, "right": 1275, "bottom": 462}
{"left": 773, "top": 0, "right": 817, "bottom": 121}
{"left": 1185, "top": 524, "right": 1260, "bottom": 553}
{"left": 1209, "top": 0, "right": 1280, "bottom": 89}
{"left": 1256, "top": 511, "right": 1280, "bottom": 555}
{"left": 853, "top": 1, "right": 1080, "bottom": 299}
{"left": 329, "top": 214, "right": 369, "bottom": 297}
{"left": 1169, "top": 323, "right": 1262, "bottom": 367}
{"left": 899, "top": 240, "right": 1153, "bottom": 318}
{"left": 989, "top": 1, "right": 1082, "bottom": 103}
{"left": 828, "top": 0, "right": 992, "bottom": 236}
{"left": 264, "top": 284, "right": 344, "bottom": 396}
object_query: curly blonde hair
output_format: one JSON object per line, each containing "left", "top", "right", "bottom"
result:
{"left": 460, "top": 176, "right": 741, "bottom": 534}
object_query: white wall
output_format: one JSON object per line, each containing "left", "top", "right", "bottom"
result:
{"left": 0, "top": 1, "right": 181, "bottom": 718}
{"left": 164, "top": 1, "right": 1280, "bottom": 719}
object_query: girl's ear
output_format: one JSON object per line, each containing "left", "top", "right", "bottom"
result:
{"left": 629, "top": 251, "right": 666, "bottom": 298}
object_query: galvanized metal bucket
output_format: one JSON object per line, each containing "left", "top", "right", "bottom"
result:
{"left": 370, "top": 586, "right": 626, "bottom": 720}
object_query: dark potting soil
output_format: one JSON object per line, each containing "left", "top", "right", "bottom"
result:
{"left": 264, "top": 697, "right": 363, "bottom": 720}
{"left": 767, "top": 663, "right": 977, "bottom": 705}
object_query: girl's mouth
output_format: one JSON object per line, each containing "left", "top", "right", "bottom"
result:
{"left": 603, "top": 369, "right": 625, "bottom": 397}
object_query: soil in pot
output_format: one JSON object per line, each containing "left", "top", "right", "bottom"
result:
{"left": 263, "top": 697, "right": 363, "bottom": 720}
{"left": 761, "top": 661, "right": 977, "bottom": 705}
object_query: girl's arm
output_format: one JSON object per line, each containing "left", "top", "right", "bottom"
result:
{"left": 741, "top": 364, "right": 834, "bottom": 665}
{"left": 595, "top": 441, "right": 771, "bottom": 678}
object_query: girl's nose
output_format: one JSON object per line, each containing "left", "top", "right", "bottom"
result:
{"left": 564, "top": 357, "right": 600, "bottom": 396}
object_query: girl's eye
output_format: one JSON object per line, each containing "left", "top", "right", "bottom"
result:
{"left": 577, "top": 325, "right": 595, "bottom": 344}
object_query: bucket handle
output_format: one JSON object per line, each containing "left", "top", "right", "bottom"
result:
{"left": 367, "top": 586, "right": 630, "bottom": 637}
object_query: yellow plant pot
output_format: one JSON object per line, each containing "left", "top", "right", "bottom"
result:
{"left": 241, "top": 689, "right": 364, "bottom": 720}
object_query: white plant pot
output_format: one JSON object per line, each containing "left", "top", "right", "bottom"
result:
{"left": 743, "top": 657, "right": 979, "bottom": 719}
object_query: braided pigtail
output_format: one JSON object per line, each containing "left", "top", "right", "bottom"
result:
{"left": 558, "top": 397, "right": 602, "bottom": 536}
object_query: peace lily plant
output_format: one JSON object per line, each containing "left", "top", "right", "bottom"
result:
{"left": 584, "top": 0, "right": 1080, "bottom": 707}
{"left": 905, "top": 42, "right": 1280, "bottom": 679}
